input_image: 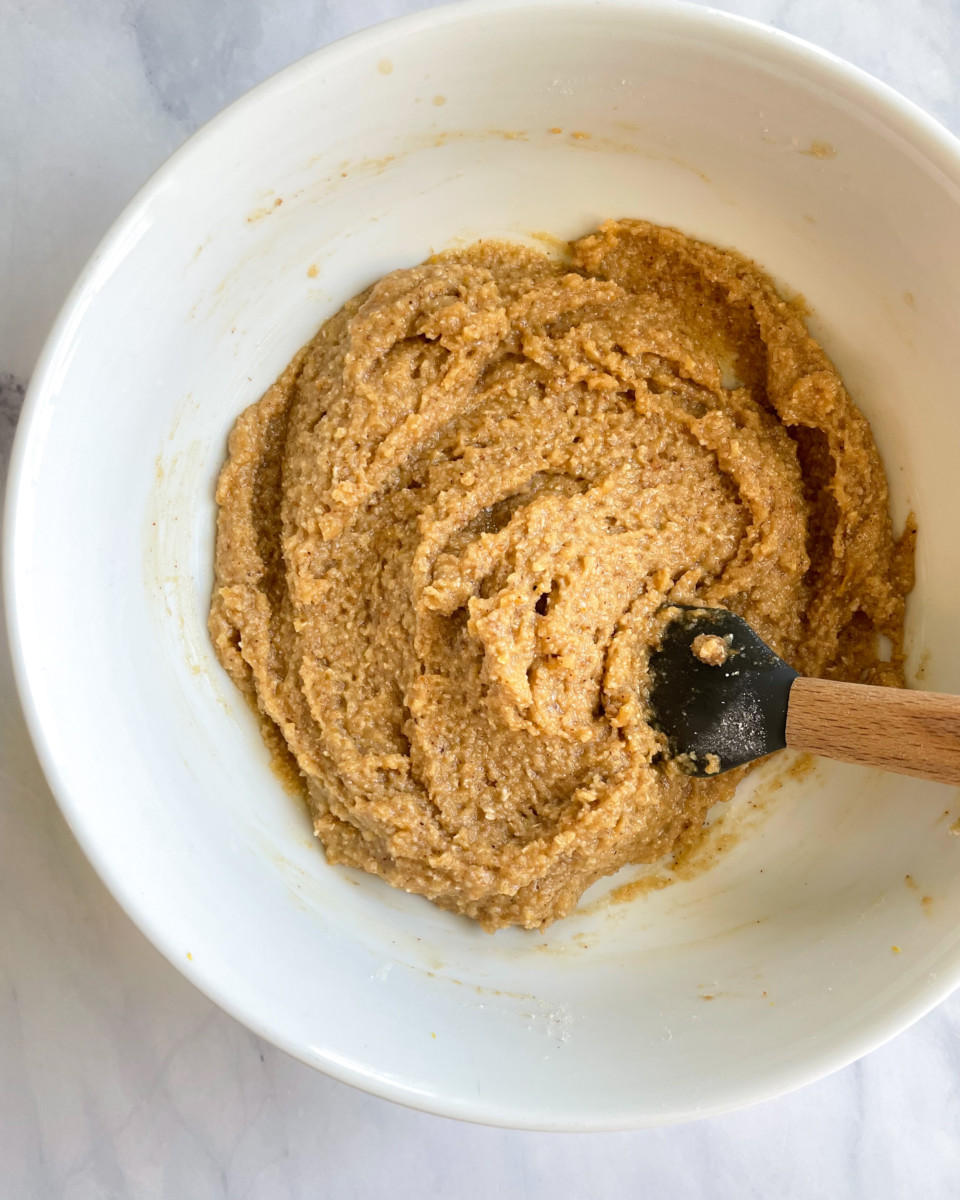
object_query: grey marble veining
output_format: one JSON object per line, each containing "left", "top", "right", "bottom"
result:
{"left": 3, "top": 2, "right": 960, "bottom": 1197}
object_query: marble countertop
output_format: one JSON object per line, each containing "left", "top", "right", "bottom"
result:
{"left": 3, "top": 1, "right": 960, "bottom": 1196}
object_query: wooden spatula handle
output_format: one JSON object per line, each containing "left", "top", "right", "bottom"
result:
{"left": 785, "top": 677, "right": 960, "bottom": 786}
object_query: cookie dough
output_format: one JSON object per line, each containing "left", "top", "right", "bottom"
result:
{"left": 691, "top": 633, "right": 732, "bottom": 667}
{"left": 210, "top": 219, "right": 913, "bottom": 930}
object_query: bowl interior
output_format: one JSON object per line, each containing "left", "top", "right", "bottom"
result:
{"left": 9, "top": 0, "right": 960, "bottom": 1128}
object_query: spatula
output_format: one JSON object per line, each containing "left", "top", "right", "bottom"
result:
{"left": 647, "top": 605, "right": 960, "bottom": 785}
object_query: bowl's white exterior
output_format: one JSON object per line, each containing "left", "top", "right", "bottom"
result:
{"left": 7, "top": 0, "right": 960, "bottom": 1130}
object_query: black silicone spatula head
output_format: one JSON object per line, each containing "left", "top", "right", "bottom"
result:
{"left": 648, "top": 606, "right": 799, "bottom": 777}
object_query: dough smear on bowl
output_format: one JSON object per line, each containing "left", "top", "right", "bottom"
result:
{"left": 210, "top": 219, "right": 914, "bottom": 931}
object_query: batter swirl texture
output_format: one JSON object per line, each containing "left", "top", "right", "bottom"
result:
{"left": 210, "top": 220, "right": 912, "bottom": 930}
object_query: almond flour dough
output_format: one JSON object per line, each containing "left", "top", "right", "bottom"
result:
{"left": 210, "top": 220, "right": 913, "bottom": 931}
{"left": 691, "top": 633, "right": 732, "bottom": 667}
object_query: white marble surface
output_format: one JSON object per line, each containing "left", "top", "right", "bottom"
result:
{"left": 3, "top": 0, "right": 960, "bottom": 1195}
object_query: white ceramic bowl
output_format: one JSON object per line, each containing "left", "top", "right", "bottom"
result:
{"left": 7, "top": 0, "right": 960, "bottom": 1130}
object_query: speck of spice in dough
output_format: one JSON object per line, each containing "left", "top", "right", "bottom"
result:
{"left": 210, "top": 218, "right": 914, "bottom": 931}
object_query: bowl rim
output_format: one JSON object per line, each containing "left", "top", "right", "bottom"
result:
{"left": 7, "top": 0, "right": 960, "bottom": 1131}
